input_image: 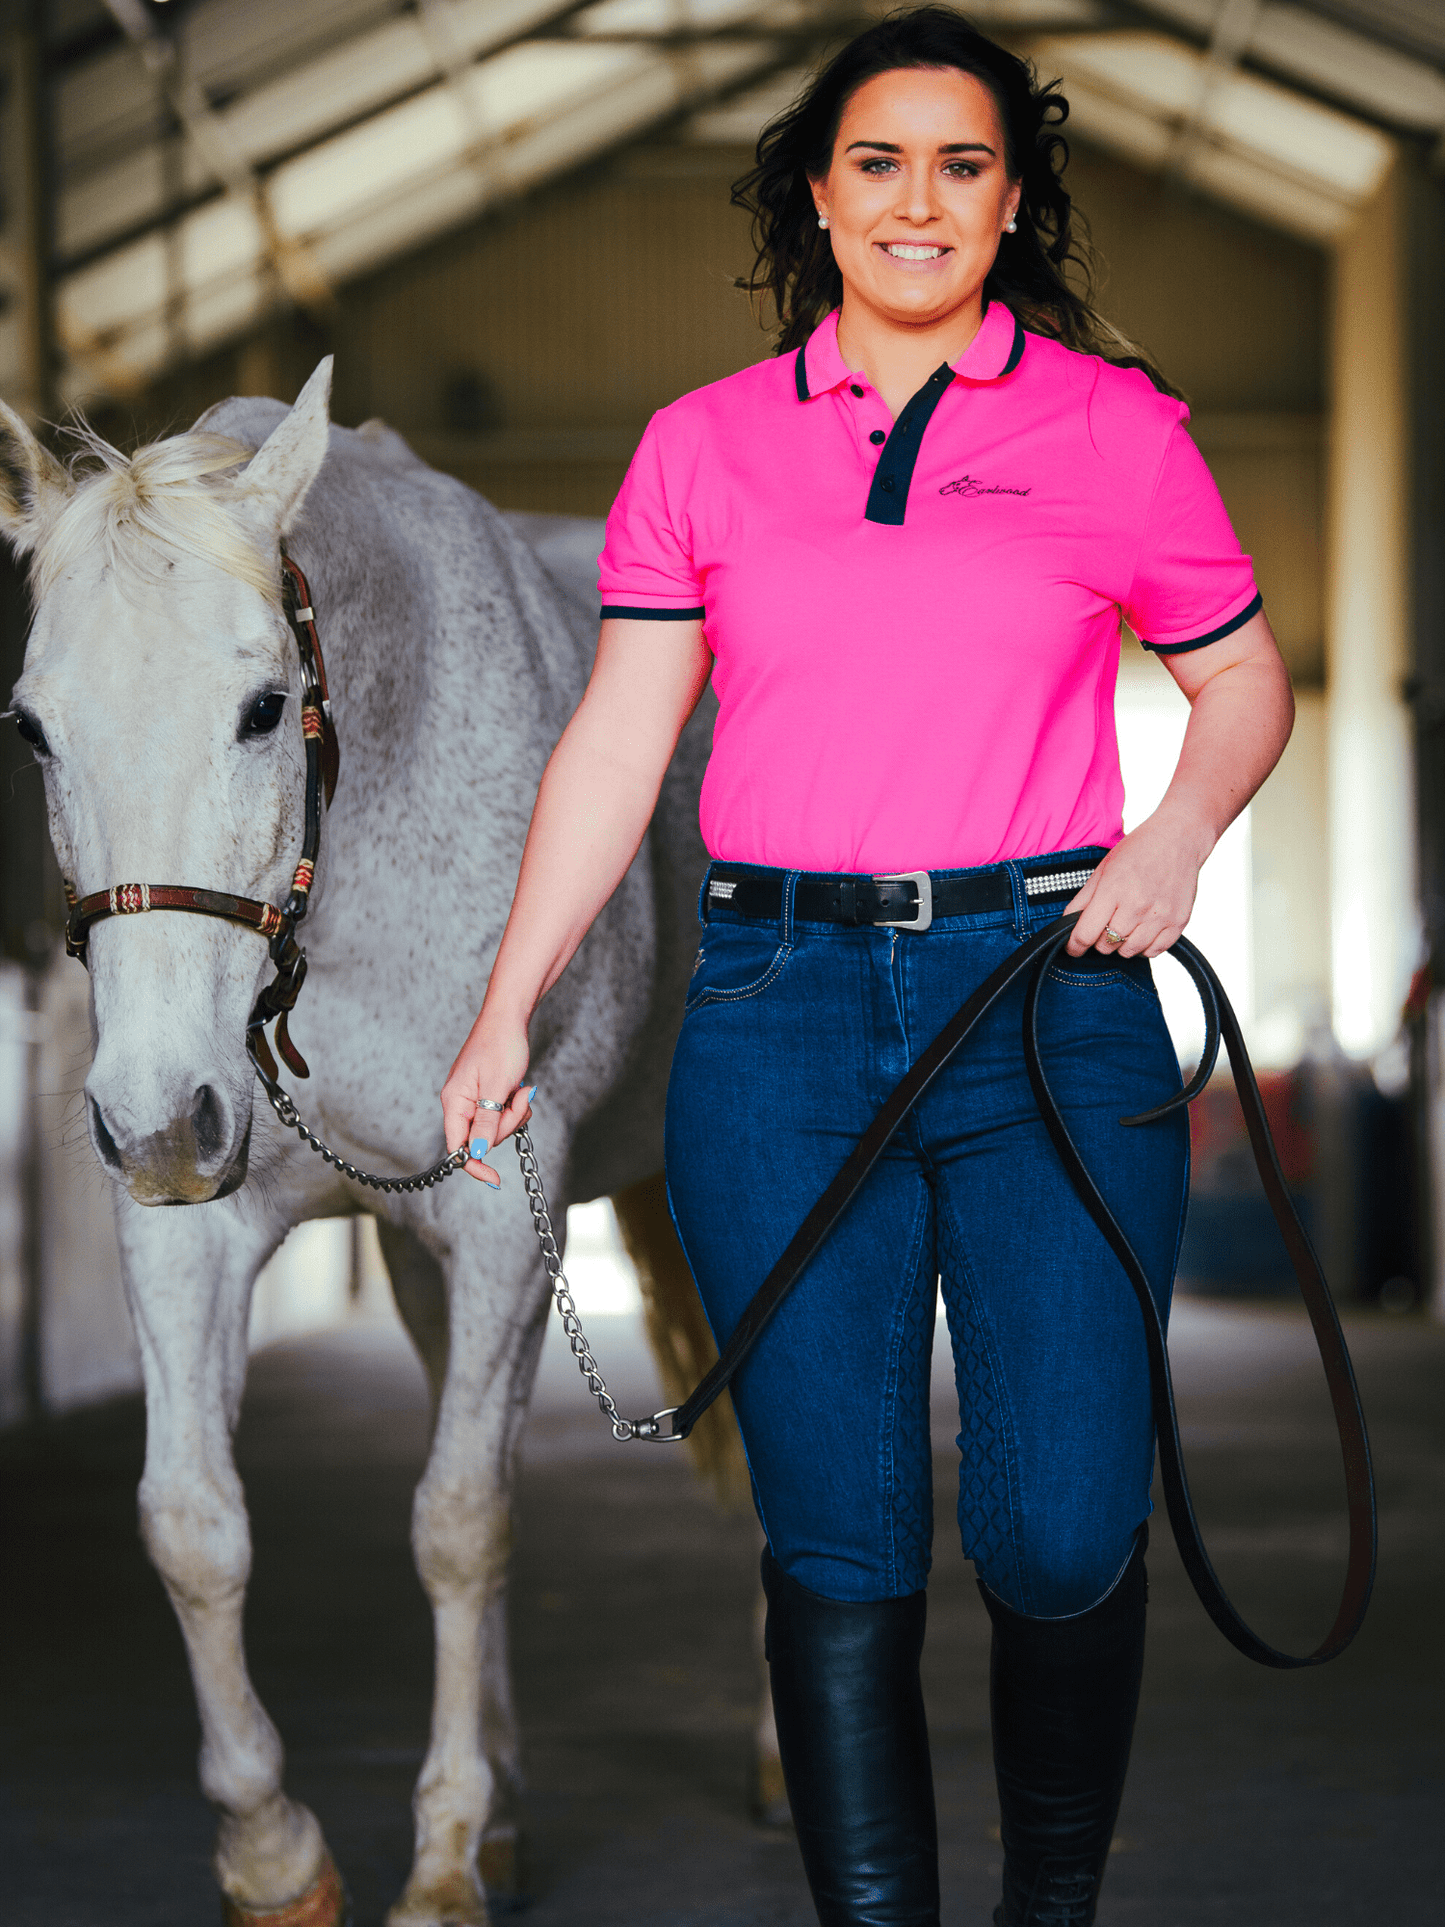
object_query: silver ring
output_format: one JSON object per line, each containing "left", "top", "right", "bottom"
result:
{"left": 1104, "top": 926, "right": 1124, "bottom": 945}
{"left": 476, "top": 1098, "right": 507, "bottom": 1112}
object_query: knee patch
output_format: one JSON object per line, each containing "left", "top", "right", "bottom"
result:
{"left": 981, "top": 1523, "right": 1149, "bottom": 1623}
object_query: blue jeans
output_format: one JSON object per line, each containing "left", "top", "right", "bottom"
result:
{"left": 664, "top": 851, "right": 1189, "bottom": 1618}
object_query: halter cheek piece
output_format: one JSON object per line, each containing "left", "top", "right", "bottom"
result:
{"left": 63, "top": 550, "right": 340, "bottom": 1087}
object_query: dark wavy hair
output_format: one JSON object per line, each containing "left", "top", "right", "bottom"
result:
{"left": 732, "top": 6, "right": 1177, "bottom": 394}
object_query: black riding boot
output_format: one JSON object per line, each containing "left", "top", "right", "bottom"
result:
{"left": 980, "top": 1531, "right": 1148, "bottom": 1927}
{"left": 761, "top": 1547, "right": 941, "bottom": 1927}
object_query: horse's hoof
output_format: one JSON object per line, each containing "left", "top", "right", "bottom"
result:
{"left": 751, "top": 1751, "right": 793, "bottom": 1831}
{"left": 221, "top": 1852, "right": 350, "bottom": 1927}
{"left": 385, "top": 1871, "right": 490, "bottom": 1927}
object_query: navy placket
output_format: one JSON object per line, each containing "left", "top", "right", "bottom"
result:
{"left": 863, "top": 364, "right": 955, "bottom": 526}
{"left": 792, "top": 309, "right": 1026, "bottom": 526}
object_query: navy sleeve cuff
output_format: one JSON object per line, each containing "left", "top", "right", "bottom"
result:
{"left": 1142, "top": 590, "right": 1263, "bottom": 655}
{"left": 600, "top": 604, "right": 705, "bottom": 621}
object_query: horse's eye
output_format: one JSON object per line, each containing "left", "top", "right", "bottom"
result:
{"left": 241, "top": 692, "right": 286, "bottom": 739}
{"left": 14, "top": 712, "right": 49, "bottom": 756}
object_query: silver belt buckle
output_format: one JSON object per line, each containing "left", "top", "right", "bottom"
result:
{"left": 872, "top": 871, "right": 933, "bottom": 933}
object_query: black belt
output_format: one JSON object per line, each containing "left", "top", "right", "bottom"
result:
{"left": 706, "top": 858, "right": 1100, "bottom": 932}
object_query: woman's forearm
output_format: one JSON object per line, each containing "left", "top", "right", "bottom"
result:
{"left": 440, "top": 618, "right": 711, "bottom": 1175}
{"left": 1152, "top": 649, "right": 1295, "bottom": 861}
{"left": 479, "top": 704, "right": 666, "bottom": 1033}
{"left": 1068, "top": 611, "right": 1293, "bottom": 957}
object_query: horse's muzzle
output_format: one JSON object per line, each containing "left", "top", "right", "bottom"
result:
{"left": 90, "top": 1085, "right": 252, "bottom": 1205}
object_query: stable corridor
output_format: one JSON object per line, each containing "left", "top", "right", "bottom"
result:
{"left": 2, "top": 1298, "right": 1440, "bottom": 1926}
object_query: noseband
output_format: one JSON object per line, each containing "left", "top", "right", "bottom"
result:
{"left": 64, "top": 550, "right": 340, "bottom": 1087}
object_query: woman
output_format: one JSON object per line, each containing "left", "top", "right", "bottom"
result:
{"left": 441, "top": 9, "right": 1294, "bottom": 1924}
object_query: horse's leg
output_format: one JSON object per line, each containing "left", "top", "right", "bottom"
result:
{"left": 386, "top": 1207, "right": 547, "bottom": 1927}
{"left": 612, "top": 1171, "right": 751, "bottom": 1511}
{"left": 378, "top": 1216, "right": 449, "bottom": 1416}
{"left": 377, "top": 1216, "right": 528, "bottom": 1902}
{"left": 612, "top": 1174, "right": 790, "bottom": 1821}
{"left": 117, "top": 1201, "right": 346, "bottom": 1925}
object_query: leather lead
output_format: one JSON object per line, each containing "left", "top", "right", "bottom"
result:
{"left": 1023, "top": 926, "right": 1375, "bottom": 1668}
{"left": 668, "top": 913, "right": 1376, "bottom": 1670}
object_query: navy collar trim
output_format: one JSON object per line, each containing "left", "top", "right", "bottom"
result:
{"left": 1000, "top": 311, "right": 1026, "bottom": 377}
{"left": 795, "top": 307, "right": 1025, "bottom": 404}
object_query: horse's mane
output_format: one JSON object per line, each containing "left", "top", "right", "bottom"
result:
{"left": 33, "top": 420, "right": 280, "bottom": 608}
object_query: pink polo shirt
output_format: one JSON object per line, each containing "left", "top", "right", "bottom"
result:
{"left": 598, "top": 303, "right": 1260, "bottom": 874}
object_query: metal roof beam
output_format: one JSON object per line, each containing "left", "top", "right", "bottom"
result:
{"left": 55, "top": 12, "right": 835, "bottom": 398}
{"left": 99, "top": 0, "right": 336, "bottom": 329}
{"left": 1020, "top": 25, "right": 1397, "bottom": 238}
{"left": 1110, "top": 0, "right": 1445, "bottom": 136}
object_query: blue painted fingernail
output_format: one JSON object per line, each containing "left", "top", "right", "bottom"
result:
{"left": 524, "top": 1085, "right": 537, "bottom": 1104}
{"left": 470, "top": 1137, "right": 490, "bottom": 1162}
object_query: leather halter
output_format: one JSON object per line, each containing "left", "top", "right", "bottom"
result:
{"left": 64, "top": 550, "right": 340, "bottom": 1086}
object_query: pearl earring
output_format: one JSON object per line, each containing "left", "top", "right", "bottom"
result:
{"left": 818, "top": 214, "right": 830, "bottom": 230}
{"left": 1005, "top": 217, "right": 1017, "bottom": 233}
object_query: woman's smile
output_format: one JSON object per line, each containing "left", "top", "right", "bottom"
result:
{"left": 876, "top": 240, "right": 953, "bottom": 268}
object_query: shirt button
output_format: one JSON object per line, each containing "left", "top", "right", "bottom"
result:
{"left": 880, "top": 475, "right": 895, "bottom": 492}
{"left": 869, "top": 429, "right": 886, "bottom": 445}
{"left": 850, "top": 384, "right": 865, "bottom": 398}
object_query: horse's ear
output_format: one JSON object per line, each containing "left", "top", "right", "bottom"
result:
{"left": 241, "top": 356, "right": 333, "bottom": 535}
{"left": 0, "top": 400, "right": 70, "bottom": 556}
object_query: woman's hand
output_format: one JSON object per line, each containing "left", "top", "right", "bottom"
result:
{"left": 1065, "top": 805, "right": 1209, "bottom": 959}
{"left": 441, "top": 1013, "right": 534, "bottom": 1188}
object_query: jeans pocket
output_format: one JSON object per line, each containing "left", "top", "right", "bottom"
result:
{"left": 1045, "top": 950, "right": 1160, "bottom": 1006}
{"left": 684, "top": 926, "right": 795, "bottom": 1013}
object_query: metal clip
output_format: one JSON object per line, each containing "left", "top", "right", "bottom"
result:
{"left": 872, "top": 870, "right": 933, "bottom": 932}
{"left": 631, "top": 1407, "right": 686, "bottom": 1442}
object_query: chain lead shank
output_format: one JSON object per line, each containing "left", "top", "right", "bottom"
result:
{"left": 514, "top": 1126, "right": 681, "bottom": 1443}
{"left": 259, "top": 1078, "right": 470, "bottom": 1192}
{"left": 256, "top": 1079, "right": 676, "bottom": 1441}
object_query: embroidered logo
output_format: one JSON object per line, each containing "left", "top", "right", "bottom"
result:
{"left": 940, "top": 474, "right": 1031, "bottom": 498}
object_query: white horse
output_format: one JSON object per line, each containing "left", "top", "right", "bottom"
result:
{"left": 0, "top": 360, "right": 764, "bottom": 1927}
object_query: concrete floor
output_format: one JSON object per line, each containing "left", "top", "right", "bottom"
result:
{"left": 2, "top": 1297, "right": 1441, "bottom": 1926}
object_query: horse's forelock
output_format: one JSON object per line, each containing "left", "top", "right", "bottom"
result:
{"left": 33, "top": 422, "right": 282, "bottom": 610}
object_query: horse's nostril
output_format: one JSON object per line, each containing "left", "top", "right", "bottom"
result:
{"left": 192, "top": 1084, "right": 227, "bottom": 1163}
{"left": 91, "top": 1099, "right": 123, "bottom": 1172}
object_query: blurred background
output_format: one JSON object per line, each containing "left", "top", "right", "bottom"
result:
{"left": 0, "top": 0, "right": 1442, "bottom": 1421}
